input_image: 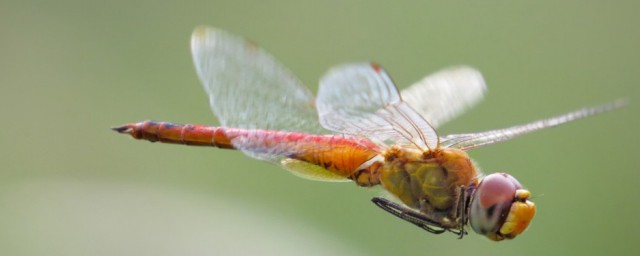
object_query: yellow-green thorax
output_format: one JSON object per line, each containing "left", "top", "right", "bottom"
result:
{"left": 379, "top": 147, "right": 479, "bottom": 227}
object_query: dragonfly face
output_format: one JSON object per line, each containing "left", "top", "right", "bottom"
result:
{"left": 469, "top": 173, "right": 535, "bottom": 241}
{"left": 114, "top": 26, "right": 624, "bottom": 241}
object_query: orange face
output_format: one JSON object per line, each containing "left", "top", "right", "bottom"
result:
{"left": 468, "top": 173, "right": 536, "bottom": 241}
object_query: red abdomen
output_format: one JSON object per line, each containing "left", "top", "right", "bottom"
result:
{"left": 114, "top": 121, "right": 381, "bottom": 179}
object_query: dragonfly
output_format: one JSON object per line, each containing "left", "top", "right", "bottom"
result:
{"left": 113, "top": 26, "right": 625, "bottom": 241}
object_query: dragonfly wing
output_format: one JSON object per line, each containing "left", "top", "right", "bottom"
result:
{"left": 401, "top": 66, "right": 486, "bottom": 129}
{"left": 191, "top": 27, "right": 325, "bottom": 134}
{"left": 192, "top": 27, "right": 342, "bottom": 181}
{"left": 280, "top": 158, "right": 350, "bottom": 182}
{"left": 317, "top": 63, "right": 439, "bottom": 151}
{"left": 442, "top": 99, "right": 627, "bottom": 151}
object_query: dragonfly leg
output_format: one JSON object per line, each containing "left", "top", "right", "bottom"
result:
{"left": 453, "top": 185, "right": 469, "bottom": 239}
{"left": 371, "top": 197, "right": 446, "bottom": 234}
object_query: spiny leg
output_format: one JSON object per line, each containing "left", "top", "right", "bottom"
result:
{"left": 452, "top": 185, "right": 469, "bottom": 239}
{"left": 372, "top": 197, "right": 446, "bottom": 234}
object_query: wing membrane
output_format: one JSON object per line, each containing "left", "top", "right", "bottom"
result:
{"left": 191, "top": 27, "right": 325, "bottom": 134}
{"left": 317, "top": 63, "right": 439, "bottom": 150}
{"left": 191, "top": 27, "right": 340, "bottom": 180}
{"left": 280, "top": 158, "right": 350, "bottom": 182}
{"left": 401, "top": 66, "right": 486, "bottom": 128}
{"left": 441, "top": 99, "right": 627, "bottom": 151}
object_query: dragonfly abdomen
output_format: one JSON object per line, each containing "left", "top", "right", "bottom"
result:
{"left": 112, "top": 121, "right": 238, "bottom": 148}
{"left": 113, "top": 121, "right": 381, "bottom": 181}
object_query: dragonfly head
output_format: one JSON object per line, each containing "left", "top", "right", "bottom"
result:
{"left": 468, "top": 173, "right": 536, "bottom": 241}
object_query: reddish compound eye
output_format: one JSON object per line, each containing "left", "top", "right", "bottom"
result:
{"left": 469, "top": 173, "right": 535, "bottom": 241}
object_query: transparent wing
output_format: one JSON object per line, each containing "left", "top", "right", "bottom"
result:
{"left": 441, "top": 99, "right": 627, "bottom": 151}
{"left": 191, "top": 26, "right": 325, "bottom": 134}
{"left": 317, "top": 63, "right": 439, "bottom": 151}
{"left": 280, "top": 158, "right": 350, "bottom": 182}
{"left": 401, "top": 66, "right": 487, "bottom": 128}
{"left": 191, "top": 26, "right": 335, "bottom": 175}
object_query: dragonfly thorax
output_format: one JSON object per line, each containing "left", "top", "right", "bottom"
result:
{"left": 379, "top": 147, "right": 479, "bottom": 228}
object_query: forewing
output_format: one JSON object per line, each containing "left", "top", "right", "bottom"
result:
{"left": 401, "top": 66, "right": 486, "bottom": 128}
{"left": 191, "top": 27, "right": 339, "bottom": 181}
{"left": 191, "top": 27, "right": 325, "bottom": 134}
{"left": 441, "top": 99, "right": 627, "bottom": 151}
{"left": 316, "top": 63, "right": 439, "bottom": 151}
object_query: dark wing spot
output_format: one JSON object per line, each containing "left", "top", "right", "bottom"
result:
{"left": 371, "top": 63, "right": 382, "bottom": 73}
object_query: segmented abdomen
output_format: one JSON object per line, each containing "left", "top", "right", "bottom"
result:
{"left": 114, "top": 120, "right": 381, "bottom": 178}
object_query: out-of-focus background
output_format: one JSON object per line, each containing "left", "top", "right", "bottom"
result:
{"left": 1, "top": 1, "right": 638, "bottom": 255}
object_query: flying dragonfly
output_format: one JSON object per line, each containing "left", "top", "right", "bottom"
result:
{"left": 113, "top": 26, "right": 625, "bottom": 241}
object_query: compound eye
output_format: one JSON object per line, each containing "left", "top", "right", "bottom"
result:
{"left": 469, "top": 173, "right": 534, "bottom": 241}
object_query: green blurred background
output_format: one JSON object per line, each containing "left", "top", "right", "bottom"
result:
{"left": 1, "top": 1, "right": 638, "bottom": 255}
